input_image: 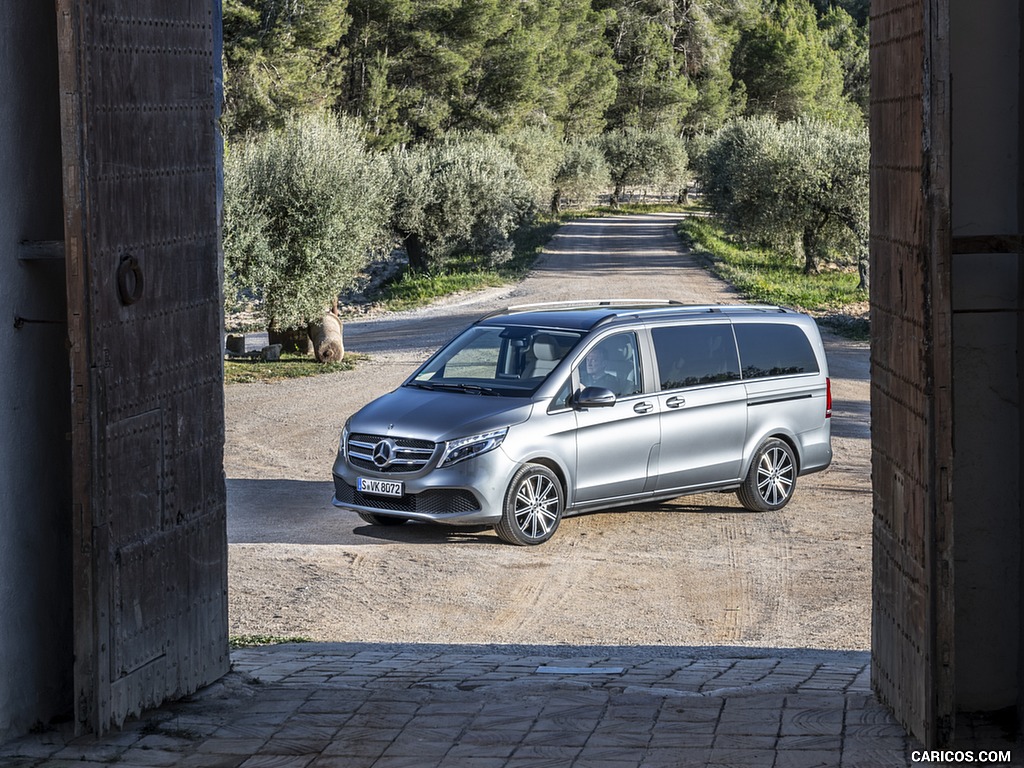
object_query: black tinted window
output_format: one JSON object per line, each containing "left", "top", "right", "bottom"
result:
{"left": 734, "top": 323, "right": 819, "bottom": 379}
{"left": 652, "top": 324, "right": 740, "bottom": 390}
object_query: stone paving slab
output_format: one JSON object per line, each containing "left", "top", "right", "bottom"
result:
{"left": 0, "top": 644, "right": 1019, "bottom": 767}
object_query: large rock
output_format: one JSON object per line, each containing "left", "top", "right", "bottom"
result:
{"left": 309, "top": 313, "right": 344, "bottom": 363}
{"left": 268, "top": 326, "right": 313, "bottom": 356}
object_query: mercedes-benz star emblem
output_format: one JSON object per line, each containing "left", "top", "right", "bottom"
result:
{"left": 372, "top": 438, "right": 397, "bottom": 468}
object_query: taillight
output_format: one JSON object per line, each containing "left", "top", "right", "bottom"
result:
{"left": 825, "top": 377, "right": 832, "bottom": 418}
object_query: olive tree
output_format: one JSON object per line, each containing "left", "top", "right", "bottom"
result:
{"left": 551, "top": 139, "right": 611, "bottom": 212}
{"left": 223, "top": 114, "right": 395, "bottom": 337}
{"left": 390, "top": 135, "right": 535, "bottom": 273}
{"left": 601, "top": 127, "right": 689, "bottom": 203}
{"left": 782, "top": 119, "right": 869, "bottom": 285}
{"left": 497, "top": 127, "right": 564, "bottom": 211}
{"left": 696, "top": 116, "right": 791, "bottom": 245}
{"left": 695, "top": 116, "right": 868, "bottom": 284}
{"left": 502, "top": 131, "right": 612, "bottom": 213}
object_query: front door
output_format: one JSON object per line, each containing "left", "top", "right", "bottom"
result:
{"left": 571, "top": 332, "right": 660, "bottom": 503}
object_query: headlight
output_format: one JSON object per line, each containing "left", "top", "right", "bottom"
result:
{"left": 438, "top": 427, "right": 509, "bottom": 468}
{"left": 339, "top": 419, "right": 350, "bottom": 458}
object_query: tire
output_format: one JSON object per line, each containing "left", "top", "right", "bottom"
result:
{"left": 356, "top": 511, "right": 408, "bottom": 526}
{"left": 495, "top": 464, "right": 564, "bottom": 545}
{"left": 737, "top": 438, "right": 797, "bottom": 512}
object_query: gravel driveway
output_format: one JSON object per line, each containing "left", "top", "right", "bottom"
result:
{"left": 225, "top": 213, "right": 872, "bottom": 651}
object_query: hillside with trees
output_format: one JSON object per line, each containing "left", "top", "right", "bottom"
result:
{"left": 221, "top": 0, "right": 870, "bottom": 348}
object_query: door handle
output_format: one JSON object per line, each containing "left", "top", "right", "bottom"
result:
{"left": 633, "top": 402, "right": 654, "bottom": 414}
{"left": 666, "top": 396, "right": 686, "bottom": 408}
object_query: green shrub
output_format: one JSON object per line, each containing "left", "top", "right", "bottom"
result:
{"left": 223, "top": 113, "right": 394, "bottom": 331}
{"left": 693, "top": 116, "right": 868, "bottom": 282}
{"left": 390, "top": 135, "right": 535, "bottom": 273}
{"left": 601, "top": 127, "right": 688, "bottom": 202}
{"left": 552, "top": 139, "right": 611, "bottom": 211}
{"left": 497, "top": 127, "right": 564, "bottom": 211}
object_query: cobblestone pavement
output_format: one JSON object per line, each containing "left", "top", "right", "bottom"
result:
{"left": 1, "top": 643, "right": 1019, "bottom": 768}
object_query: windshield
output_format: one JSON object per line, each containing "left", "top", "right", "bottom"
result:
{"left": 408, "top": 325, "right": 583, "bottom": 397}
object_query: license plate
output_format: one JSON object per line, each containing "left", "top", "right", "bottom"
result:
{"left": 357, "top": 477, "right": 404, "bottom": 497}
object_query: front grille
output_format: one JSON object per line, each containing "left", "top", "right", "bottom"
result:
{"left": 348, "top": 433, "right": 436, "bottom": 474}
{"left": 334, "top": 480, "right": 480, "bottom": 516}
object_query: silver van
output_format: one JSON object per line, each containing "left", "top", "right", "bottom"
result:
{"left": 332, "top": 302, "right": 832, "bottom": 545}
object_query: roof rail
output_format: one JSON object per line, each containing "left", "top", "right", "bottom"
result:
{"left": 475, "top": 300, "right": 791, "bottom": 324}
{"left": 477, "top": 299, "right": 683, "bottom": 322}
{"left": 506, "top": 299, "right": 682, "bottom": 312}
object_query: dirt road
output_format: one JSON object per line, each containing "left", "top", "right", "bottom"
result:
{"left": 225, "top": 213, "right": 872, "bottom": 651}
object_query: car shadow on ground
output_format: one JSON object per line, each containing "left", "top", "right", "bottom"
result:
{"left": 351, "top": 522, "right": 496, "bottom": 545}
{"left": 227, "top": 477, "right": 504, "bottom": 545}
{"left": 228, "top": 479, "right": 845, "bottom": 547}
{"left": 351, "top": 493, "right": 774, "bottom": 545}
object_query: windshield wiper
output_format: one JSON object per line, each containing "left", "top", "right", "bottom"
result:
{"left": 409, "top": 381, "right": 500, "bottom": 396}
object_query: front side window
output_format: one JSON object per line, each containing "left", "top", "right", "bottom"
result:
{"left": 652, "top": 324, "right": 741, "bottom": 390}
{"left": 551, "top": 379, "right": 573, "bottom": 410}
{"left": 734, "top": 323, "right": 819, "bottom": 379}
{"left": 410, "top": 325, "right": 582, "bottom": 396}
{"left": 576, "top": 332, "right": 642, "bottom": 397}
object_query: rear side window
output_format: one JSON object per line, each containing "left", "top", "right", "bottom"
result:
{"left": 652, "top": 324, "right": 741, "bottom": 390}
{"left": 734, "top": 323, "right": 819, "bottom": 379}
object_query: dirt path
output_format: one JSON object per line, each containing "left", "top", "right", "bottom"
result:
{"left": 226, "top": 213, "right": 872, "bottom": 651}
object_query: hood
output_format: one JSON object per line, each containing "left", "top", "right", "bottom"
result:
{"left": 350, "top": 386, "right": 535, "bottom": 442}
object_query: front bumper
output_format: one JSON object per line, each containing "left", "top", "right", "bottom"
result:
{"left": 331, "top": 447, "right": 513, "bottom": 526}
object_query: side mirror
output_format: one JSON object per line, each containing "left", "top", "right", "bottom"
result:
{"left": 575, "top": 386, "right": 617, "bottom": 408}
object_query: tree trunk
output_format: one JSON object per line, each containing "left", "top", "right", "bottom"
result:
{"left": 801, "top": 228, "right": 821, "bottom": 274}
{"left": 268, "top": 326, "right": 312, "bottom": 356}
{"left": 550, "top": 189, "right": 562, "bottom": 214}
{"left": 404, "top": 232, "right": 430, "bottom": 273}
{"left": 856, "top": 237, "right": 872, "bottom": 290}
{"left": 852, "top": 219, "right": 870, "bottom": 291}
{"left": 308, "top": 312, "right": 344, "bottom": 363}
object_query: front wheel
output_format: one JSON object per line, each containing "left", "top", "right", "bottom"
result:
{"left": 737, "top": 438, "right": 797, "bottom": 512}
{"left": 495, "top": 464, "right": 564, "bottom": 545}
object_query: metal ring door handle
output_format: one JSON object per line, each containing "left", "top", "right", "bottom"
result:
{"left": 117, "top": 254, "right": 144, "bottom": 305}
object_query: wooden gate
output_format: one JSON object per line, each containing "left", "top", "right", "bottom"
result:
{"left": 870, "top": 0, "right": 955, "bottom": 747}
{"left": 55, "top": 1, "right": 229, "bottom": 733}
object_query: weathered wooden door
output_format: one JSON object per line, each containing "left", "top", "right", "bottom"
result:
{"left": 870, "top": 0, "right": 955, "bottom": 747}
{"left": 55, "top": 1, "right": 229, "bottom": 733}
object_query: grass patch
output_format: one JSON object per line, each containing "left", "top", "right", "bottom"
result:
{"left": 225, "top": 351, "right": 369, "bottom": 384}
{"left": 678, "top": 217, "right": 869, "bottom": 339}
{"left": 582, "top": 200, "right": 703, "bottom": 216}
{"left": 229, "top": 634, "right": 313, "bottom": 649}
{"left": 374, "top": 214, "right": 564, "bottom": 311}
{"left": 366, "top": 204, "right": 707, "bottom": 312}
{"left": 376, "top": 269, "right": 508, "bottom": 311}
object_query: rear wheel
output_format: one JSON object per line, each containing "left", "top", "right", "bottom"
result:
{"left": 356, "top": 511, "right": 408, "bottom": 526}
{"left": 495, "top": 464, "right": 564, "bottom": 545}
{"left": 737, "top": 438, "right": 797, "bottom": 512}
